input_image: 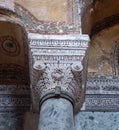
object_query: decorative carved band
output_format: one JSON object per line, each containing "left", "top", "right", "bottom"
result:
{"left": 84, "top": 76, "right": 119, "bottom": 111}
{"left": 85, "top": 94, "right": 119, "bottom": 111}
{"left": 0, "top": 94, "right": 31, "bottom": 112}
{"left": 30, "top": 34, "right": 89, "bottom": 111}
{"left": 0, "top": 85, "right": 31, "bottom": 112}
{"left": 86, "top": 76, "right": 119, "bottom": 94}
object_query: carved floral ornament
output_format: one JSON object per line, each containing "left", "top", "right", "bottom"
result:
{"left": 30, "top": 34, "right": 89, "bottom": 112}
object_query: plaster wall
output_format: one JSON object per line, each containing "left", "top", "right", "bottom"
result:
{"left": 15, "top": 0, "right": 71, "bottom": 22}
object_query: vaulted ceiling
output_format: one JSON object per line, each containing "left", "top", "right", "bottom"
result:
{"left": 81, "top": 0, "right": 119, "bottom": 35}
{"left": 82, "top": 0, "right": 119, "bottom": 77}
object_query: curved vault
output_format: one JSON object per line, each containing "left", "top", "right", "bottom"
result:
{"left": 81, "top": 0, "right": 119, "bottom": 36}
{"left": 0, "top": 16, "right": 30, "bottom": 85}
{"left": 88, "top": 23, "right": 119, "bottom": 77}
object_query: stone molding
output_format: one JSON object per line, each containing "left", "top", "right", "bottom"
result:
{"left": 81, "top": 76, "right": 119, "bottom": 111}
{"left": 84, "top": 94, "right": 119, "bottom": 111}
{"left": 0, "top": 0, "right": 14, "bottom": 12}
{"left": 86, "top": 76, "right": 119, "bottom": 94}
{"left": 29, "top": 34, "right": 89, "bottom": 112}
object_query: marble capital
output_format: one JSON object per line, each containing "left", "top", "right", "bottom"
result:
{"left": 30, "top": 34, "right": 90, "bottom": 112}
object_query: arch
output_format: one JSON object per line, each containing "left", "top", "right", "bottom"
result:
{"left": 0, "top": 15, "right": 30, "bottom": 85}
{"left": 112, "top": 39, "right": 119, "bottom": 77}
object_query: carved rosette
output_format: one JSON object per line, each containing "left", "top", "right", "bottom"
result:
{"left": 30, "top": 34, "right": 89, "bottom": 112}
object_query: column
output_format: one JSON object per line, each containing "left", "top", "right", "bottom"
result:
{"left": 30, "top": 34, "right": 89, "bottom": 130}
{"left": 38, "top": 98, "right": 74, "bottom": 130}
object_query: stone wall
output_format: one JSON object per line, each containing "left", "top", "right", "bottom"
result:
{"left": 23, "top": 111, "right": 119, "bottom": 130}
{"left": 75, "top": 112, "right": 119, "bottom": 130}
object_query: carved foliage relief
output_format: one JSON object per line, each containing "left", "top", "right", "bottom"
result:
{"left": 30, "top": 36, "right": 89, "bottom": 111}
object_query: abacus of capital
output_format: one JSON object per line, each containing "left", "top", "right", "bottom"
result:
{"left": 30, "top": 34, "right": 89, "bottom": 130}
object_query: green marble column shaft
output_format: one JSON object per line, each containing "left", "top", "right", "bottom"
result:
{"left": 38, "top": 98, "right": 75, "bottom": 130}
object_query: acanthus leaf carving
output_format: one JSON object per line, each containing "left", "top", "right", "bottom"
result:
{"left": 29, "top": 34, "right": 90, "bottom": 112}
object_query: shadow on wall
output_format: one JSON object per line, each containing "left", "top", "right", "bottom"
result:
{"left": 24, "top": 112, "right": 39, "bottom": 130}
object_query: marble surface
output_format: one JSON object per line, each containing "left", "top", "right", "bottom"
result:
{"left": 75, "top": 112, "right": 119, "bottom": 130}
{"left": 23, "top": 111, "right": 119, "bottom": 130}
{"left": 0, "top": 112, "right": 24, "bottom": 130}
{"left": 38, "top": 98, "right": 74, "bottom": 130}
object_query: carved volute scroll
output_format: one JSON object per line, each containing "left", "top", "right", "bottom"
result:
{"left": 30, "top": 34, "right": 89, "bottom": 112}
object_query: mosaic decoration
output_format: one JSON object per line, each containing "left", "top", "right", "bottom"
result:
{"left": 15, "top": 1, "right": 81, "bottom": 34}
{"left": 0, "top": 35, "right": 20, "bottom": 56}
{"left": 0, "top": 9, "right": 30, "bottom": 130}
{"left": 0, "top": 34, "right": 30, "bottom": 85}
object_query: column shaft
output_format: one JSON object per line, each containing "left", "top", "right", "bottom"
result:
{"left": 38, "top": 98, "right": 74, "bottom": 130}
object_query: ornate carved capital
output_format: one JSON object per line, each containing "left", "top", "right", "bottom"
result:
{"left": 30, "top": 34, "right": 89, "bottom": 112}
